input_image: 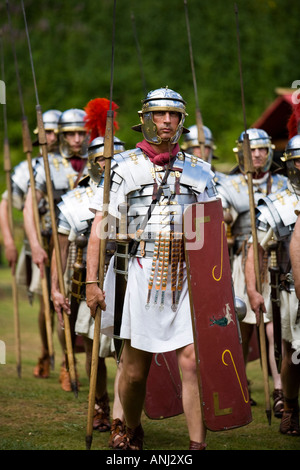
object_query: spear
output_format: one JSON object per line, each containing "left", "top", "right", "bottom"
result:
{"left": 85, "top": 0, "right": 117, "bottom": 450}
{"left": 6, "top": 0, "right": 54, "bottom": 370}
{"left": 0, "top": 31, "right": 21, "bottom": 378}
{"left": 234, "top": 3, "right": 271, "bottom": 425}
{"left": 183, "top": 0, "right": 206, "bottom": 160}
{"left": 20, "top": 0, "right": 77, "bottom": 394}
{"left": 130, "top": 11, "right": 147, "bottom": 96}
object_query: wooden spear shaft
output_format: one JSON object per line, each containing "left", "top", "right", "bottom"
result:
{"left": 3, "top": 137, "right": 21, "bottom": 378}
{"left": 243, "top": 137, "right": 272, "bottom": 424}
{"left": 85, "top": 111, "right": 114, "bottom": 450}
{"left": 20, "top": 0, "right": 77, "bottom": 394}
{"left": 86, "top": 0, "right": 117, "bottom": 448}
{"left": 21, "top": 117, "right": 54, "bottom": 368}
{"left": 1, "top": 30, "right": 21, "bottom": 377}
{"left": 235, "top": 4, "right": 271, "bottom": 424}
{"left": 5, "top": 0, "right": 54, "bottom": 369}
{"left": 36, "top": 106, "right": 77, "bottom": 396}
{"left": 184, "top": 0, "right": 206, "bottom": 160}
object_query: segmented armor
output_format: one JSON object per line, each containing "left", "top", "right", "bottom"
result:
{"left": 97, "top": 148, "right": 217, "bottom": 258}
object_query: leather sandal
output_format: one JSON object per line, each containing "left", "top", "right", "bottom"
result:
{"left": 273, "top": 389, "right": 284, "bottom": 419}
{"left": 93, "top": 393, "right": 111, "bottom": 432}
{"left": 280, "top": 406, "right": 300, "bottom": 436}
{"left": 189, "top": 440, "right": 207, "bottom": 450}
{"left": 33, "top": 354, "right": 50, "bottom": 378}
{"left": 122, "top": 424, "right": 144, "bottom": 450}
{"left": 108, "top": 418, "right": 126, "bottom": 449}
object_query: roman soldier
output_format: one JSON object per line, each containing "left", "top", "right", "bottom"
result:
{"left": 181, "top": 123, "right": 225, "bottom": 184}
{"left": 246, "top": 134, "right": 300, "bottom": 436}
{"left": 52, "top": 134, "right": 126, "bottom": 445}
{"left": 85, "top": 87, "right": 218, "bottom": 450}
{"left": 216, "top": 128, "right": 288, "bottom": 412}
{"left": 0, "top": 109, "right": 62, "bottom": 379}
{"left": 23, "top": 108, "right": 89, "bottom": 390}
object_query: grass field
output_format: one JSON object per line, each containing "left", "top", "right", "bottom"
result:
{"left": 0, "top": 265, "right": 299, "bottom": 452}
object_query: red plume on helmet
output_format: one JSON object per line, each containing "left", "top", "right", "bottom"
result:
{"left": 84, "top": 98, "right": 119, "bottom": 142}
{"left": 287, "top": 100, "right": 300, "bottom": 139}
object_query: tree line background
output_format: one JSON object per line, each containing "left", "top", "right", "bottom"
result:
{"left": 1, "top": 0, "right": 300, "bottom": 195}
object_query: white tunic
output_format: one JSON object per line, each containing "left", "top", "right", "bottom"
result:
{"left": 89, "top": 152, "right": 216, "bottom": 353}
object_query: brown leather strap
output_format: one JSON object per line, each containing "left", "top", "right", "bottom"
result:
{"left": 189, "top": 440, "right": 207, "bottom": 450}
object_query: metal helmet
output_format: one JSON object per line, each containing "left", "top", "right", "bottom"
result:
{"left": 281, "top": 134, "right": 300, "bottom": 190}
{"left": 87, "top": 136, "right": 125, "bottom": 184}
{"left": 58, "top": 108, "right": 86, "bottom": 133}
{"left": 58, "top": 108, "right": 88, "bottom": 158}
{"left": 33, "top": 109, "right": 62, "bottom": 134}
{"left": 132, "top": 87, "right": 188, "bottom": 145}
{"left": 233, "top": 128, "right": 274, "bottom": 173}
{"left": 181, "top": 124, "right": 216, "bottom": 162}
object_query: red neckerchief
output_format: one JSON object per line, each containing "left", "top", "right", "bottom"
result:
{"left": 136, "top": 139, "right": 180, "bottom": 166}
{"left": 69, "top": 156, "right": 86, "bottom": 173}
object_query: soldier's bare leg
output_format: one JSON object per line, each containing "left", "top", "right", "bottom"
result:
{"left": 177, "top": 344, "right": 206, "bottom": 448}
{"left": 118, "top": 339, "right": 152, "bottom": 429}
{"left": 33, "top": 295, "right": 51, "bottom": 378}
{"left": 240, "top": 321, "right": 254, "bottom": 363}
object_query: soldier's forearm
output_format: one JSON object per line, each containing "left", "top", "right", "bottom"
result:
{"left": 86, "top": 213, "right": 102, "bottom": 281}
{"left": 0, "top": 199, "right": 14, "bottom": 247}
{"left": 51, "top": 236, "right": 70, "bottom": 293}
{"left": 23, "top": 188, "right": 42, "bottom": 250}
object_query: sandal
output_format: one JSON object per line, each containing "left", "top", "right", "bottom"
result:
{"left": 33, "top": 354, "right": 50, "bottom": 378}
{"left": 93, "top": 393, "right": 111, "bottom": 432}
{"left": 273, "top": 389, "right": 284, "bottom": 419}
{"left": 280, "top": 406, "right": 300, "bottom": 436}
{"left": 122, "top": 423, "right": 144, "bottom": 450}
{"left": 108, "top": 418, "right": 126, "bottom": 449}
{"left": 189, "top": 440, "right": 207, "bottom": 450}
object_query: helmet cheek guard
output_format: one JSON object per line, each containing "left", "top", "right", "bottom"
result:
{"left": 87, "top": 136, "right": 125, "bottom": 184}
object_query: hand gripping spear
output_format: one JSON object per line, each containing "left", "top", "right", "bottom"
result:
{"left": 183, "top": 0, "right": 206, "bottom": 160}
{"left": 0, "top": 31, "right": 21, "bottom": 378}
{"left": 20, "top": 0, "right": 77, "bottom": 395}
{"left": 6, "top": 0, "right": 54, "bottom": 370}
{"left": 234, "top": 4, "right": 271, "bottom": 425}
{"left": 85, "top": 0, "right": 117, "bottom": 450}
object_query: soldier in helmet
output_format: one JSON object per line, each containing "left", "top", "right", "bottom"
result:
{"left": 85, "top": 87, "right": 218, "bottom": 450}
{"left": 33, "top": 109, "right": 62, "bottom": 153}
{"left": 51, "top": 136, "right": 125, "bottom": 444}
{"left": 181, "top": 123, "right": 224, "bottom": 182}
{"left": 0, "top": 109, "right": 62, "bottom": 379}
{"left": 23, "top": 108, "right": 89, "bottom": 390}
{"left": 216, "top": 128, "right": 288, "bottom": 414}
{"left": 246, "top": 134, "right": 300, "bottom": 436}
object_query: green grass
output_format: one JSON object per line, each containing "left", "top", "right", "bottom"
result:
{"left": 0, "top": 266, "right": 299, "bottom": 451}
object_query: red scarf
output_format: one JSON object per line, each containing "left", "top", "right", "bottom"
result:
{"left": 136, "top": 139, "right": 180, "bottom": 166}
{"left": 69, "top": 156, "right": 86, "bottom": 173}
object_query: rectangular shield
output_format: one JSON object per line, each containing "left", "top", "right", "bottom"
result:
{"left": 144, "top": 351, "right": 183, "bottom": 420}
{"left": 183, "top": 199, "right": 252, "bottom": 431}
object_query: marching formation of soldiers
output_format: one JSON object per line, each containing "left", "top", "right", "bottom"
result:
{"left": 1, "top": 84, "right": 300, "bottom": 451}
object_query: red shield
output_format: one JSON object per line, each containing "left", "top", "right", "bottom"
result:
{"left": 183, "top": 199, "right": 252, "bottom": 431}
{"left": 144, "top": 351, "right": 183, "bottom": 419}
